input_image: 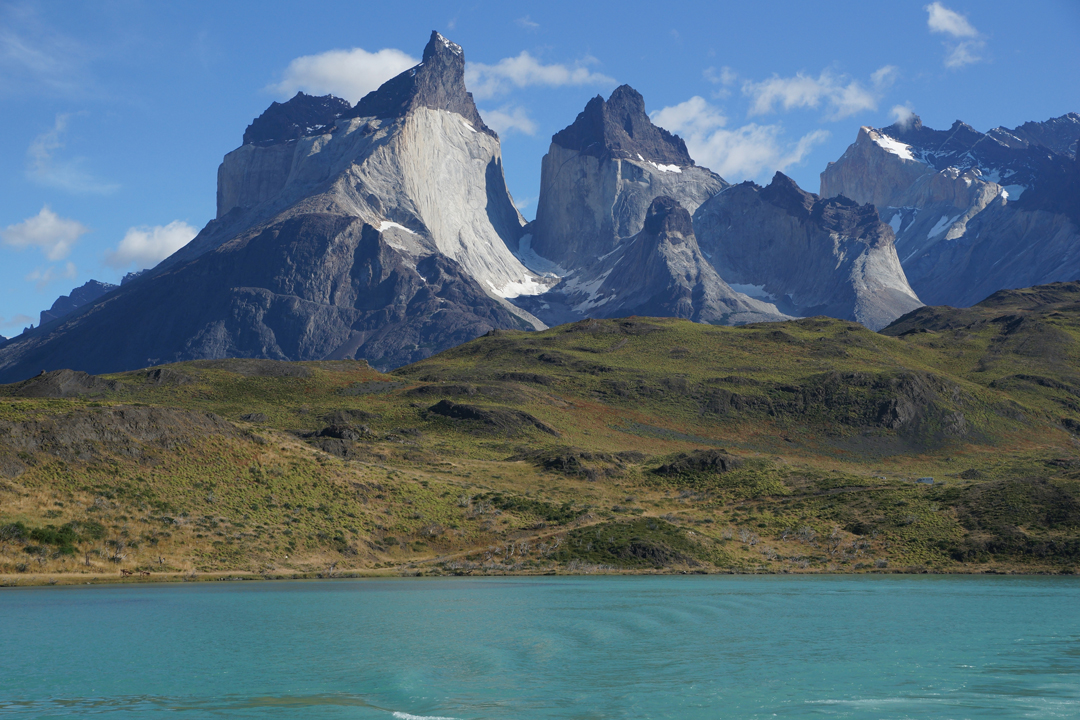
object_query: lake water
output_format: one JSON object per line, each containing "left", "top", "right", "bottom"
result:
{"left": 1, "top": 575, "right": 1079, "bottom": 719}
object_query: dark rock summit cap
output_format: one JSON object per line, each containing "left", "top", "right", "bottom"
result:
{"left": 243, "top": 92, "right": 351, "bottom": 146}
{"left": 551, "top": 85, "right": 694, "bottom": 166}
{"left": 349, "top": 31, "right": 492, "bottom": 135}
{"left": 643, "top": 196, "right": 694, "bottom": 240}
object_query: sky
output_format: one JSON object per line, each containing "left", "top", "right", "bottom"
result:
{"left": 1, "top": 0, "right": 1078, "bottom": 336}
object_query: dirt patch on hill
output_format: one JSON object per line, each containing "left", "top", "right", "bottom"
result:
{"left": 426, "top": 400, "right": 559, "bottom": 437}
{"left": 1, "top": 369, "right": 120, "bottom": 398}
{"left": 653, "top": 449, "right": 743, "bottom": 477}
{"left": 189, "top": 359, "right": 312, "bottom": 378}
{"left": 0, "top": 406, "right": 239, "bottom": 474}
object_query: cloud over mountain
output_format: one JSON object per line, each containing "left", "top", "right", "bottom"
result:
{"left": 271, "top": 47, "right": 418, "bottom": 103}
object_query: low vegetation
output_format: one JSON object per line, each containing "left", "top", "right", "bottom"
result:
{"left": 3, "top": 283, "right": 1080, "bottom": 584}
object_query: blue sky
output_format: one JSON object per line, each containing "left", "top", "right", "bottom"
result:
{"left": 1, "top": 0, "right": 1078, "bottom": 335}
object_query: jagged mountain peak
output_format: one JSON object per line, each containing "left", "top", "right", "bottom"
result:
{"left": 243, "top": 92, "right": 351, "bottom": 146}
{"left": 550, "top": 84, "right": 693, "bottom": 166}
{"left": 425, "top": 31, "right": 463, "bottom": 59}
{"left": 349, "top": 30, "right": 491, "bottom": 135}
{"left": 642, "top": 195, "right": 694, "bottom": 238}
{"left": 989, "top": 112, "right": 1080, "bottom": 158}
{"left": 760, "top": 172, "right": 815, "bottom": 219}
{"left": 882, "top": 113, "right": 924, "bottom": 136}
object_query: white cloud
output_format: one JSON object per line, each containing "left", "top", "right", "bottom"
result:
{"left": 871, "top": 65, "right": 899, "bottom": 88}
{"left": 26, "top": 114, "right": 119, "bottom": 194}
{"left": 943, "top": 40, "right": 985, "bottom": 68}
{"left": 925, "top": 3, "right": 985, "bottom": 68}
{"left": 653, "top": 96, "right": 727, "bottom": 137}
{"left": 652, "top": 96, "right": 829, "bottom": 181}
{"left": 514, "top": 196, "right": 536, "bottom": 211}
{"left": 925, "top": 2, "right": 978, "bottom": 37}
{"left": 2, "top": 205, "right": 88, "bottom": 260}
{"left": 890, "top": 104, "right": 916, "bottom": 128}
{"left": 704, "top": 66, "right": 737, "bottom": 86}
{"left": 26, "top": 262, "right": 77, "bottom": 290}
{"left": 742, "top": 66, "right": 894, "bottom": 120}
{"left": 270, "top": 47, "right": 418, "bottom": 103}
{"left": 516, "top": 16, "right": 539, "bottom": 30}
{"left": 480, "top": 105, "right": 538, "bottom": 136}
{"left": 465, "top": 51, "right": 615, "bottom": 100}
{"left": 105, "top": 221, "right": 197, "bottom": 271}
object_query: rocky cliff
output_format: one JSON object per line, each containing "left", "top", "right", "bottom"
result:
{"left": 514, "top": 196, "right": 788, "bottom": 326}
{"left": 39, "top": 280, "right": 118, "bottom": 327}
{"left": 0, "top": 32, "right": 547, "bottom": 381}
{"left": 527, "top": 86, "right": 727, "bottom": 270}
{"left": 820, "top": 114, "right": 1080, "bottom": 307}
{"left": 693, "top": 173, "right": 922, "bottom": 330}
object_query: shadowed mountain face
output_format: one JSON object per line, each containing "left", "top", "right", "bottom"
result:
{"left": 0, "top": 32, "right": 545, "bottom": 382}
{"left": 693, "top": 173, "right": 922, "bottom": 331}
{"left": 988, "top": 112, "right": 1080, "bottom": 158}
{"left": 821, "top": 114, "right": 1080, "bottom": 308}
{"left": 0, "top": 217, "right": 529, "bottom": 377}
{"left": 513, "top": 196, "right": 789, "bottom": 327}
{"left": 39, "top": 280, "right": 117, "bottom": 327}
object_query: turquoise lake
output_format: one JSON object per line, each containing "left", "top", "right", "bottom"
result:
{"left": 1, "top": 575, "right": 1079, "bottom": 719}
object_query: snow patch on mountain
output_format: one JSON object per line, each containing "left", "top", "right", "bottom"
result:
{"left": 873, "top": 133, "right": 915, "bottom": 161}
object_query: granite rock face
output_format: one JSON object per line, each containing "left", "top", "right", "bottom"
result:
{"left": 821, "top": 114, "right": 1080, "bottom": 307}
{"left": 514, "top": 196, "right": 788, "bottom": 327}
{"left": 0, "top": 32, "right": 546, "bottom": 382}
{"left": 693, "top": 173, "right": 922, "bottom": 330}
{"left": 527, "top": 86, "right": 727, "bottom": 269}
{"left": 39, "top": 280, "right": 118, "bottom": 327}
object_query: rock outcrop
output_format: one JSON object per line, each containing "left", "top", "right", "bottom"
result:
{"left": 693, "top": 173, "right": 922, "bottom": 330}
{"left": 0, "top": 32, "right": 548, "bottom": 382}
{"left": 39, "top": 280, "right": 117, "bottom": 327}
{"left": 514, "top": 196, "right": 788, "bottom": 326}
{"left": 820, "top": 114, "right": 1080, "bottom": 307}
{"left": 526, "top": 85, "right": 727, "bottom": 270}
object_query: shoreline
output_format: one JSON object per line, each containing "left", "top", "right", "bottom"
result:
{"left": 3, "top": 565, "right": 1076, "bottom": 588}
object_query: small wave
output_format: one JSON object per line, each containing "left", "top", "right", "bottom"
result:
{"left": 392, "top": 713, "right": 458, "bottom": 720}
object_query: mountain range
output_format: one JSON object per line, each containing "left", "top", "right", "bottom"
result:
{"left": 0, "top": 32, "right": 1076, "bottom": 382}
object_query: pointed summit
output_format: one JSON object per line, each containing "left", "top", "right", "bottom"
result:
{"left": 350, "top": 31, "right": 491, "bottom": 134}
{"left": 551, "top": 85, "right": 692, "bottom": 165}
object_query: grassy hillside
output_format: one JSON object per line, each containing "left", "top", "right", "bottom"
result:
{"left": 3, "top": 282, "right": 1080, "bottom": 583}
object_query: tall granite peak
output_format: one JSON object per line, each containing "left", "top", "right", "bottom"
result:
{"left": 550, "top": 85, "right": 692, "bottom": 166}
{"left": 0, "top": 33, "right": 547, "bottom": 382}
{"left": 243, "top": 93, "right": 351, "bottom": 146}
{"left": 349, "top": 31, "right": 491, "bottom": 135}
{"left": 528, "top": 86, "right": 722, "bottom": 269}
